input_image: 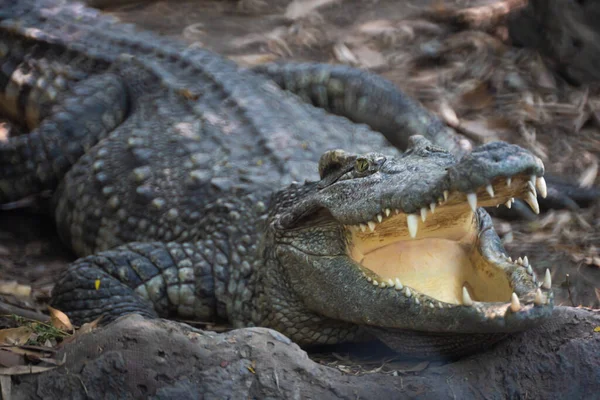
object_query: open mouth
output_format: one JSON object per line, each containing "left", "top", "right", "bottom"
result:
{"left": 346, "top": 173, "right": 550, "bottom": 310}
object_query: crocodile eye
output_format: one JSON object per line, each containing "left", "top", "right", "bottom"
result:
{"left": 355, "top": 158, "right": 370, "bottom": 172}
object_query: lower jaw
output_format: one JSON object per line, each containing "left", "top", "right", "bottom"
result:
{"left": 363, "top": 325, "right": 509, "bottom": 359}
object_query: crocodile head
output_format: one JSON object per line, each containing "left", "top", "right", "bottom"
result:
{"left": 266, "top": 136, "right": 553, "bottom": 357}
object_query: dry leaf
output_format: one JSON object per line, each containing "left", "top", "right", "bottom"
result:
{"left": 0, "top": 280, "right": 32, "bottom": 298}
{"left": 0, "top": 123, "right": 9, "bottom": 143}
{"left": 460, "top": 82, "right": 493, "bottom": 111}
{"left": 0, "top": 353, "right": 65, "bottom": 376}
{"left": 458, "top": 119, "right": 500, "bottom": 142}
{"left": 0, "top": 327, "right": 33, "bottom": 346}
{"left": 350, "top": 45, "right": 387, "bottom": 69}
{"left": 78, "top": 316, "right": 102, "bottom": 335}
{"left": 47, "top": 306, "right": 73, "bottom": 333}
{"left": 0, "top": 349, "right": 24, "bottom": 368}
{"left": 332, "top": 43, "right": 358, "bottom": 65}
{"left": 0, "top": 346, "right": 53, "bottom": 359}
{"left": 284, "top": 0, "right": 338, "bottom": 20}
{"left": 0, "top": 375, "right": 10, "bottom": 400}
{"left": 62, "top": 316, "right": 103, "bottom": 346}
{"left": 358, "top": 19, "right": 396, "bottom": 36}
{"left": 438, "top": 100, "right": 459, "bottom": 127}
{"left": 578, "top": 159, "right": 598, "bottom": 188}
{"left": 228, "top": 53, "right": 279, "bottom": 67}
{"left": 0, "top": 363, "right": 58, "bottom": 376}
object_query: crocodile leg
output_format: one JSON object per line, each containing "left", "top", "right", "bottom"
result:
{"left": 0, "top": 74, "right": 129, "bottom": 203}
{"left": 51, "top": 241, "right": 243, "bottom": 326}
{"left": 251, "top": 62, "right": 472, "bottom": 157}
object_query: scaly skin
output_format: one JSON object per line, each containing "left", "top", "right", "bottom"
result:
{"left": 1, "top": 0, "right": 553, "bottom": 357}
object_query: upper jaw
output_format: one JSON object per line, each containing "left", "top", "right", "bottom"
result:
{"left": 314, "top": 141, "right": 546, "bottom": 231}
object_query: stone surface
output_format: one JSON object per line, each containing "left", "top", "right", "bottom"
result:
{"left": 9, "top": 306, "right": 600, "bottom": 399}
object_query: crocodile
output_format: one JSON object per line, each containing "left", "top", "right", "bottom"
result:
{"left": 0, "top": 0, "right": 555, "bottom": 357}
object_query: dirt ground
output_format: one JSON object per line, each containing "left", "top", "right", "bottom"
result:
{"left": 1, "top": 0, "right": 599, "bottom": 334}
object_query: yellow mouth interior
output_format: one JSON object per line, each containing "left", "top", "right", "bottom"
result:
{"left": 346, "top": 184, "right": 529, "bottom": 305}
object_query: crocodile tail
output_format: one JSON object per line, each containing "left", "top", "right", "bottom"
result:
{"left": 252, "top": 62, "right": 471, "bottom": 157}
{"left": 0, "top": 74, "right": 129, "bottom": 204}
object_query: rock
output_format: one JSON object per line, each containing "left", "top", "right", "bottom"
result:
{"left": 9, "top": 306, "right": 600, "bottom": 399}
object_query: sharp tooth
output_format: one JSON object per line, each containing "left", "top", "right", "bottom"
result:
{"left": 420, "top": 207, "right": 427, "bottom": 222}
{"left": 387, "top": 279, "right": 394, "bottom": 287}
{"left": 534, "top": 288, "right": 544, "bottom": 305}
{"left": 394, "top": 278, "right": 403, "bottom": 290}
{"left": 524, "top": 192, "right": 540, "bottom": 214}
{"left": 542, "top": 268, "right": 552, "bottom": 289}
{"left": 367, "top": 276, "right": 372, "bottom": 282}
{"left": 407, "top": 214, "right": 419, "bottom": 238}
{"left": 462, "top": 286, "right": 473, "bottom": 306}
{"left": 517, "top": 257, "right": 523, "bottom": 265}
{"left": 507, "top": 256, "right": 512, "bottom": 263}
{"left": 507, "top": 177, "right": 512, "bottom": 187}
{"left": 428, "top": 303, "right": 434, "bottom": 309}
{"left": 536, "top": 176, "right": 547, "bottom": 198}
{"left": 429, "top": 203, "right": 436, "bottom": 213}
{"left": 505, "top": 199, "right": 512, "bottom": 209}
{"left": 359, "top": 224, "right": 367, "bottom": 232}
{"left": 486, "top": 184, "right": 495, "bottom": 198}
{"left": 443, "top": 190, "right": 449, "bottom": 201}
{"left": 385, "top": 208, "right": 391, "bottom": 217}
{"left": 377, "top": 214, "right": 383, "bottom": 223}
{"left": 510, "top": 292, "right": 521, "bottom": 312}
{"left": 530, "top": 175, "right": 536, "bottom": 186}
{"left": 404, "top": 287, "right": 412, "bottom": 298}
{"left": 527, "top": 265, "right": 533, "bottom": 275}
{"left": 395, "top": 209, "right": 400, "bottom": 214}
{"left": 414, "top": 298, "right": 420, "bottom": 305}
{"left": 467, "top": 193, "right": 477, "bottom": 212}
{"left": 372, "top": 279, "right": 379, "bottom": 286}
{"left": 438, "top": 302, "right": 443, "bottom": 308}
{"left": 379, "top": 281, "right": 387, "bottom": 288}
{"left": 527, "top": 180, "right": 537, "bottom": 197}
{"left": 368, "top": 221, "right": 376, "bottom": 232}
{"left": 523, "top": 256, "right": 529, "bottom": 266}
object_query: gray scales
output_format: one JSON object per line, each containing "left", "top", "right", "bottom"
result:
{"left": 0, "top": 0, "right": 558, "bottom": 357}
